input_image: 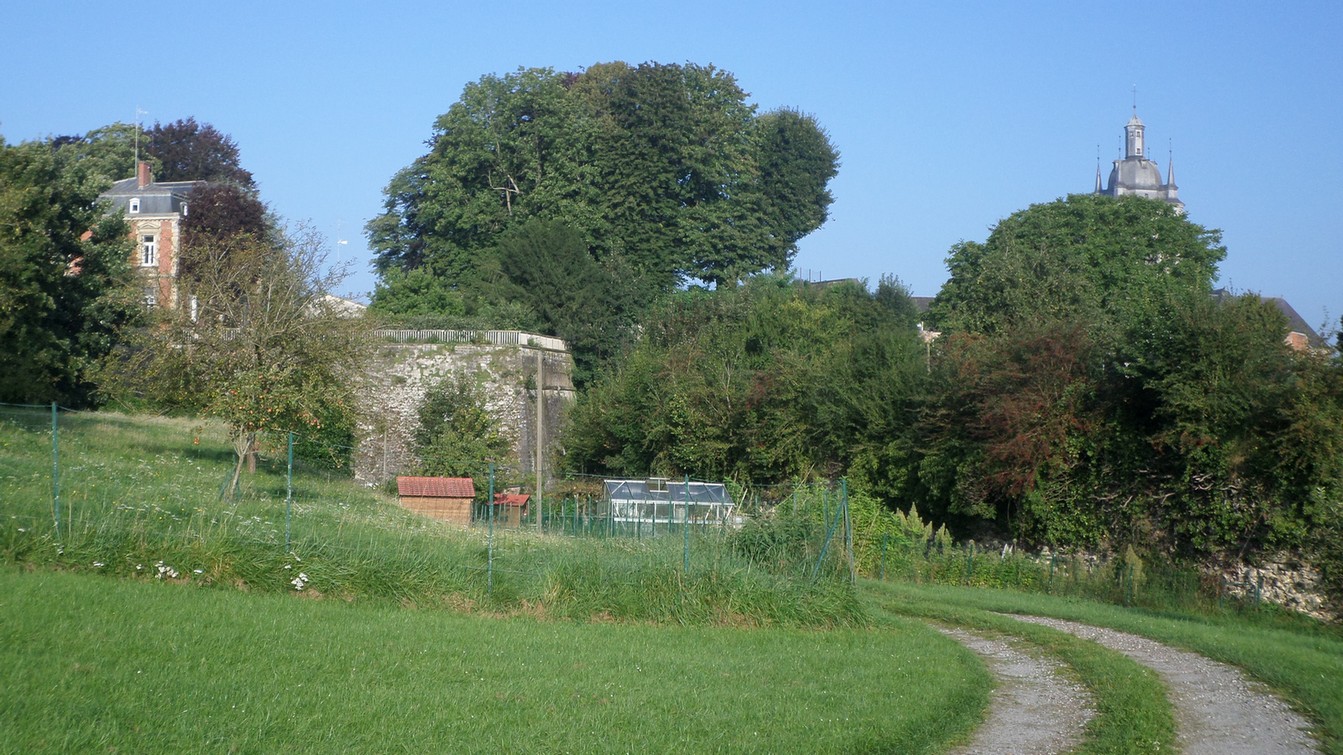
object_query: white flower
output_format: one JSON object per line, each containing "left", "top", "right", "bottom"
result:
{"left": 193, "top": 569, "right": 203, "bottom": 575}
{"left": 93, "top": 562, "right": 105, "bottom": 568}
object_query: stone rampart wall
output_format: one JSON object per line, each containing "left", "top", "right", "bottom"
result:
{"left": 355, "top": 341, "right": 575, "bottom": 487}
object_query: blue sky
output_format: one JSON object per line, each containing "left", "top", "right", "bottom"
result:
{"left": 4, "top": 1, "right": 1340, "bottom": 332}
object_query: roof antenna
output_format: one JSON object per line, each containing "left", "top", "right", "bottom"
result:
{"left": 133, "top": 105, "right": 147, "bottom": 167}
{"left": 1132, "top": 85, "right": 1137, "bottom": 113}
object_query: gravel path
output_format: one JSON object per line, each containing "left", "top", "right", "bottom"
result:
{"left": 1009, "top": 614, "right": 1318, "bottom": 754}
{"left": 937, "top": 626, "right": 1094, "bottom": 755}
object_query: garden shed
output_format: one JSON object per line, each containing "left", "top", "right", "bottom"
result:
{"left": 396, "top": 476, "right": 476, "bottom": 526}
{"left": 488, "top": 493, "right": 530, "bottom": 527}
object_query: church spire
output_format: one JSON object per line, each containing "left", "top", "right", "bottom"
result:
{"left": 1125, "top": 110, "right": 1145, "bottom": 159}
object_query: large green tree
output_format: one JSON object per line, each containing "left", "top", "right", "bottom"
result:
{"left": 929, "top": 193, "right": 1224, "bottom": 342}
{"left": 564, "top": 275, "right": 925, "bottom": 487}
{"left": 491, "top": 218, "right": 638, "bottom": 386}
{"left": 368, "top": 62, "right": 839, "bottom": 298}
{"left": 0, "top": 137, "right": 141, "bottom": 406}
{"left": 911, "top": 195, "right": 1343, "bottom": 564}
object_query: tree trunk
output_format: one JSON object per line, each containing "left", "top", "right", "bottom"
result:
{"left": 226, "top": 430, "right": 257, "bottom": 499}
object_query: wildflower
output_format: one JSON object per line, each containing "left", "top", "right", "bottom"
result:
{"left": 193, "top": 569, "right": 203, "bottom": 574}
{"left": 291, "top": 571, "right": 310, "bottom": 591}
{"left": 93, "top": 562, "right": 105, "bottom": 568}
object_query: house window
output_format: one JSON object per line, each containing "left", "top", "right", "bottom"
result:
{"left": 129, "top": 197, "right": 140, "bottom": 214}
{"left": 141, "top": 234, "right": 157, "bottom": 266}
{"left": 181, "top": 202, "right": 188, "bottom": 217}
{"left": 143, "top": 284, "right": 158, "bottom": 309}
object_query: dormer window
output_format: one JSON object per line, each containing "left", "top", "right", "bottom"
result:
{"left": 129, "top": 197, "right": 141, "bottom": 214}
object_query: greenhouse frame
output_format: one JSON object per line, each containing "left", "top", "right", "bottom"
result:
{"left": 603, "top": 478, "right": 740, "bottom": 529}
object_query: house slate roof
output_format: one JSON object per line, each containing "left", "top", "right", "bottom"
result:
{"left": 396, "top": 476, "right": 476, "bottom": 498}
{"left": 101, "top": 175, "right": 198, "bottom": 215}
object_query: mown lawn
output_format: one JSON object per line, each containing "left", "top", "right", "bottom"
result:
{"left": 0, "top": 568, "right": 988, "bottom": 753}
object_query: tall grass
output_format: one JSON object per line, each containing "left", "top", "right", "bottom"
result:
{"left": 733, "top": 480, "right": 1310, "bottom": 620}
{"left": 0, "top": 407, "right": 860, "bottom": 626}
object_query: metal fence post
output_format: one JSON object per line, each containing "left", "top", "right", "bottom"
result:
{"left": 285, "top": 431, "right": 294, "bottom": 551}
{"left": 487, "top": 463, "right": 496, "bottom": 595}
{"left": 50, "top": 402, "right": 60, "bottom": 540}
{"left": 683, "top": 476, "right": 691, "bottom": 574}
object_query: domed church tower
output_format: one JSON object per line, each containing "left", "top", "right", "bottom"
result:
{"left": 1095, "top": 109, "right": 1184, "bottom": 214}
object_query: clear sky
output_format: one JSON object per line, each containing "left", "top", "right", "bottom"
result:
{"left": 4, "top": 1, "right": 1339, "bottom": 333}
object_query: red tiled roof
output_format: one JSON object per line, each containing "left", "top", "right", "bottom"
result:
{"left": 493, "top": 493, "right": 530, "bottom": 507}
{"left": 396, "top": 476, "right": 475, "bottom": 498}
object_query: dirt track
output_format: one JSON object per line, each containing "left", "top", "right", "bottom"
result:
{"left": 938, "top": 626, "right": 1094, "bottom": 754}
{"left": 939, "top": 615, "right": 1318, "bottom": 753}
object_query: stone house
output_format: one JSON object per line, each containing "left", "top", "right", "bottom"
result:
{"left": 100, "top": 161, "right": 197, "bottom": 309}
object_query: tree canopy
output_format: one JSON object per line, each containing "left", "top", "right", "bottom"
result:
{"left": 146, "top": 117, "right": 256, "bottom": 189}
{"left": 907, "top": 195, "right": 1342, "bottom": 564}
{"left": 929, "top": 193, "right": 1225, "bottom": 341}
{"left": 368, "top": 62, "right": 839, "bottom": 298}
{"left": 102, "top": 225, "right": 371, "bottom": 489}
{"left": 0, "top": 137, "right": 141, "bottom": 406}
{"left": 564, "top": 275, "right": 925, "bottom": 487}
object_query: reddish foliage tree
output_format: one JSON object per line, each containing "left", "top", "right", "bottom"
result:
{"left": 146, "top": 117, "right": 255, "bottom": 189}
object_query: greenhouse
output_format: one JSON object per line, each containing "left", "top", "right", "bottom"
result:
{"left": 603, "top": 478, "right": 740, "bottom": 530}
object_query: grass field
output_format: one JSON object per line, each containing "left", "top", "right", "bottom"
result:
{"left": 0, "top": 568, "right": 987, "bottom": 753}
{"left": 5, "top": 407, "right": 1343, "bottom": 752}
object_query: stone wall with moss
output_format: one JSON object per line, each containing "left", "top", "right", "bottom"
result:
{"left": 355, "top": 340, "right": 574, "bottom": 487}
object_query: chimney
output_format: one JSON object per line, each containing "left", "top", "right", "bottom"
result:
{"left": 136, "top": 161, "right": 152, "bottom": 189}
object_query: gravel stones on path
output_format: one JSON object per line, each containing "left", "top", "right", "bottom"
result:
{"left": 1009, "top": 614, "right": 1318, "bottom": 754}
{"left": 937, "top": 626, "right": 1094, "bottom": 755}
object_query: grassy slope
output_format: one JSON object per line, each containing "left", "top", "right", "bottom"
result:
{"left": 0, "top": 409, "right": 988, "bottom": 751}
{"left": 1, "top": 408, "right": 859, "bottom": 626}
{"left": 0, "top": 568, "right": 987, "bottom": 753}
